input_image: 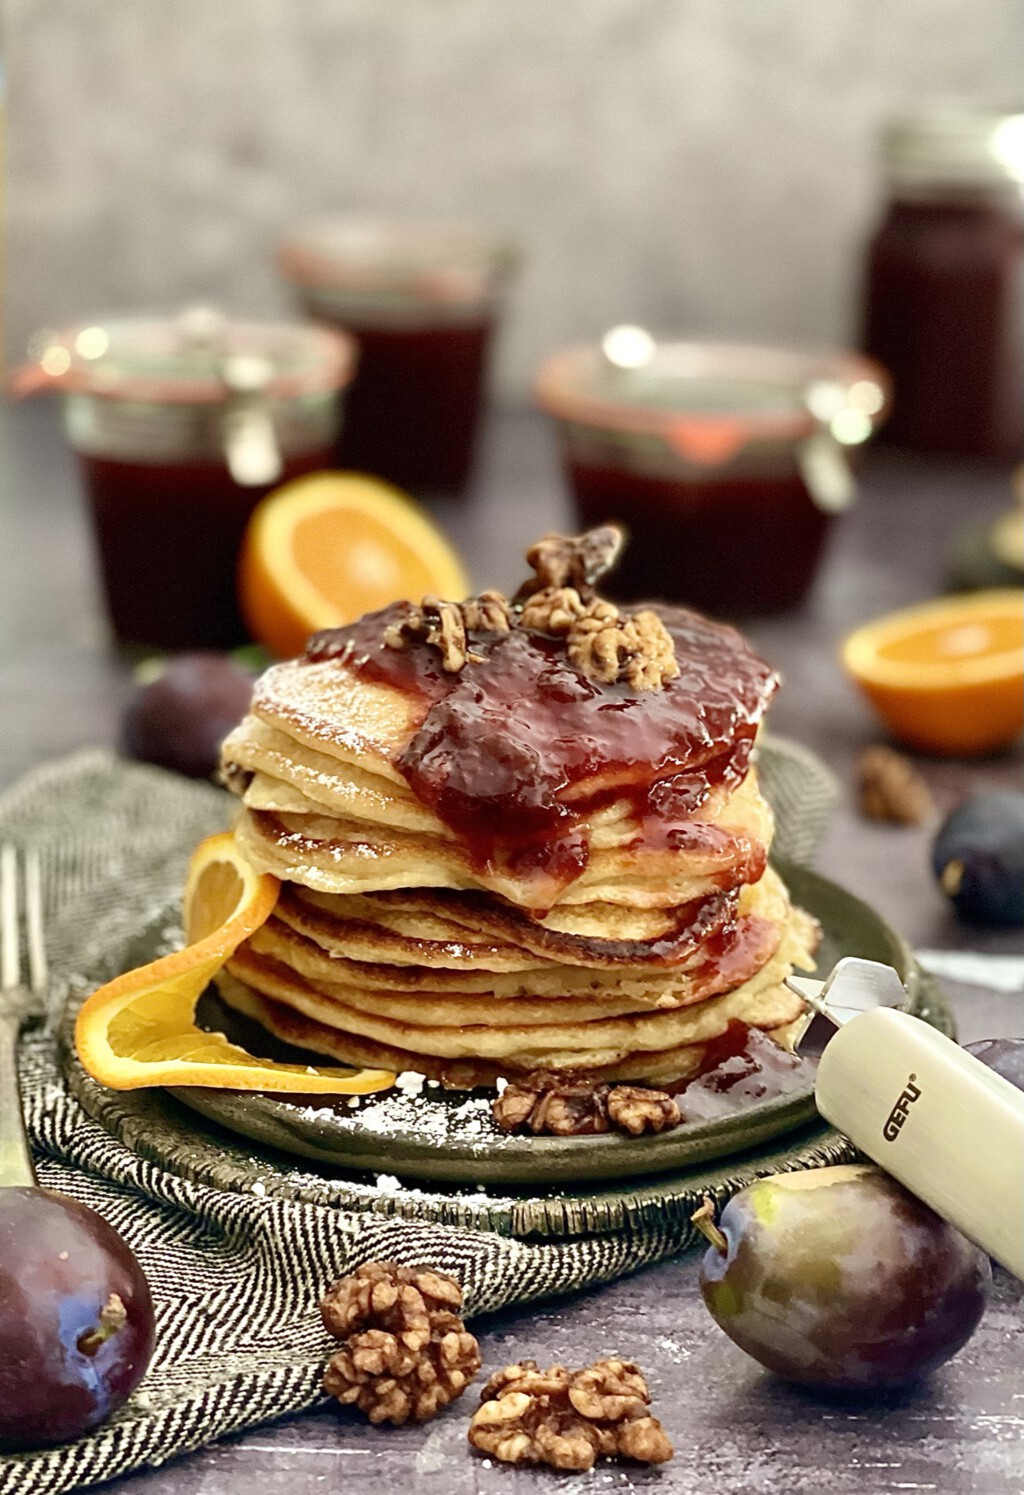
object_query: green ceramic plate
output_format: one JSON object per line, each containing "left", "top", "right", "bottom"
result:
{"left": 60, "top": 861, "right": 954, "bottom": 1238}
{"left": 157, "top": 861, "right": 948, "bottom": 1187}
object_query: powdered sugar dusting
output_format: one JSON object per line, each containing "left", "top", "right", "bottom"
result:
{"left": 290, "top": 1084, "right": 512, "bottom": 1154}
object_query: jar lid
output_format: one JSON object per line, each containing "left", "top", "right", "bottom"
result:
{"left": 881, "top": 108, "right": 1024, "bottom": 189}
{"left": 277, "top": 217, "right": 515, "bottom": 305}
{"left": 12, "top": 310, "right": 356, "bottom": 403}
{"left": 534, "top": 335, "right": 890, "bottom": 465}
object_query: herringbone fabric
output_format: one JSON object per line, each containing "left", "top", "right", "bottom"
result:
{"left": 0, "top": 746, "right": 838, "bottom": 1494}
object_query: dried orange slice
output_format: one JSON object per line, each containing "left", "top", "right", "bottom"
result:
{"left": 74, "top": 832, "right": 395, "bottom": 1094}
{"left": 238, "top": 471, "right": 470, "bottom": 660}
{"left": 842, "top": 589, "right": 1024, "bottom": 756}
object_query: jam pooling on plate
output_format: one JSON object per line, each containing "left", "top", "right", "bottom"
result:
{"left": 307, "top": 601, "right": 778, "bottom": 900}
{"left": 669, "top": 1020, "right": 816, "bottom": 1118}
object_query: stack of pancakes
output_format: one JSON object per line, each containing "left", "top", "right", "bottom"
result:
{"left": 217, "top": 550, "right": 818, "bottom": 1089}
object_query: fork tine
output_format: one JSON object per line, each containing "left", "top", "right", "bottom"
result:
{"left": 0, "top": 845, "right": 18, "bottom": 990}
{"left": 24, "top": 849, "right": 47, "bottom": 993}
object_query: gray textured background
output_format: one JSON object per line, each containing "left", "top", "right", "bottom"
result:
{"left": 7, "top": 0, "right": 1023, "bottom": 396}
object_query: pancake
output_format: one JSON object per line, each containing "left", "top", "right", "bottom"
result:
{"left": 231, "top": 767, "right": 773, "bottom": 909}
{"left": 254, "top": 865, "right": 791, "bottom": 998}
{"left": 228, "top": 878, "right": 813, "bottom": 1032}
{"left": 213, "top": 971, "right": 808, "bottom": 1089}
{"left": 271, "top": 884, "right": 740, "bottom": 971}
{"left": 214, "top": 528, "right": 819, "bottom": 1091}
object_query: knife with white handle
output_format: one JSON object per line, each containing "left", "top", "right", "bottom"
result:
{"left": 786, "top": 957, "right": 1024, "bottom": 1279}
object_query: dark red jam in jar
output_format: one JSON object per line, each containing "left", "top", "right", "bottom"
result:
{"left": 534, "top": 337, "right": 889, "bottom": 617}
{"left": 333, "top": 321, "right": 493, "bottom": 493}
{"left": 861, "top": 110, "right": 1024, "bottom": 461}
{"left": 21, "top": 314, "right": 354, "bottom": 650}
{"left": 80, "top": 448, "right": 331, "bottom": 651}
{"left": 278, "top": 219, "right": 513, "bottom": 496}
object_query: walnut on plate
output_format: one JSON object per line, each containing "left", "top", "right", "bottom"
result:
{"left": 468, "top": 1357, "right": 674, "bottom": 1471}
{"left": 493, "top": 1072, "right": 610, "bottom": 1136}
{"left": 606, "top": 1084, "right": 681, "bottom": 1136}
{"left": 320, "top": 1261, "right": 480, "bottom": 1426}
{"left": 493, "top": 1072, "right": 681, "bottom": 1137}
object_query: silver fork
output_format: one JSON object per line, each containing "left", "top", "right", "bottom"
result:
{"left": 0, "top": 844, "right": 48, "bottom": 1189}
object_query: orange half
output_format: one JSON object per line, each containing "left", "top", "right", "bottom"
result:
{"left": 238, "top": 471, "right": 470, "bottom": 660}
{"left": 842, "top": 589, "right": 1024, "bottom": 756}
{"left": 74, "top": 832, "right": 395, "bottom": 1094}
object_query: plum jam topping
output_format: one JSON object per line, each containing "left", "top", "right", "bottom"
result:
{"left": 307, "top": 602, "right": 777, "bottom": 893}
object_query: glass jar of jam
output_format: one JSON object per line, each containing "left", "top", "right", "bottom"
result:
{"left": 861, "top": 109, "right": 1024, "bottom": 461}
{"left": 13, "top": 312, "right": 354, "bottom": 650}
{"left": 277, "top": 218, "right": 514, "bottom": 496}
{"left": 534, "top": 334, "right": 889, "bottom": 616}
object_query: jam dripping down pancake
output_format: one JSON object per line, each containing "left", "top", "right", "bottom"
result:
{"left": 305, "top": 601, "right": 778, "bottom": 899}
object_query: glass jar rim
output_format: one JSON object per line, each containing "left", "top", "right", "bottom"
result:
{"left": 277, "top": 216, "right": 516, "bottom": 302}
{"left": 881, "top": 108, "right": 1024, "bottom": 189}
{"left": 15, "top": 313, "right": 356, "bottom": 403}
{"left": 534, "top": 338, "right": 891, "bottom": 457}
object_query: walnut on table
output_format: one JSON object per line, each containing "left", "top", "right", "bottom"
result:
{"left": 855, "top": 745, "right": 935, "bottom": 825}
{"left": 320, "top": 1261, "right": 480, "bottom": 1426}
{"left": 468, "top": 1357, "right": 674, "bottom": 1471}
{"left": 492, "top": 1072, "right": 681, "bottom": 1137}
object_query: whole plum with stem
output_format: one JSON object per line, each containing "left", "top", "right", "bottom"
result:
{"left": 0, "top": 1187, "right": 155, "bottom": 1448}
{"left": 693, "top": 1164, "right": 990, "bottom": 1392}
{"left": 1, "top": 996, "right": 155, "bottom": 1449}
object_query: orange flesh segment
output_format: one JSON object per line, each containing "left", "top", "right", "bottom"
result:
{"left": 291, "top": 507, "right": 442, "bottom": 614}
{"left": 841, "top": 589, "right": 1024, "bottom": 755}
{"left": 238, "top": 472, "right": 470, "bottom": 660}
{"left": 879, "top": 614, "right": 1022, "bottom": 666}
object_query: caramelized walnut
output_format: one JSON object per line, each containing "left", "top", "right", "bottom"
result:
{"left": 568, "top": 607, "right": 680, "bottom": 691}
{"left": 384, "top": 598, "right": 466, "bottom": 672}
{"left": 320, "top": 1261, "right": 480, "bottom": 1425}
{"left": 493, "top": 1073, "right": 681, "bottom": 1137}
{"left": 383, "top": 591, "right": 511, "bottom": 673}
{"left": 856, "top": 745, "right": 935, "bottom": 825}
{"left": 459, "top": 589, "right": 512, "bottom": 636}
{"left": 468, "top": 1357, "right": 673, "bottom": 1471}
{"left": 517, "top": 585, "right": 590, "bottom": 635}
{"left": 380, "top": 529, "right": 677, "bottom": 689}
{"left": 521, "top": 526, "right": 625, "bottom": 597}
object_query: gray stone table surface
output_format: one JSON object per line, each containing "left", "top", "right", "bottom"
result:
{"left": 0, "top": 399, "right": 1022, "bottom": 1493}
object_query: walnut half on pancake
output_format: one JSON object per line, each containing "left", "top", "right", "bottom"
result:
{"left": 217, "top": 527, "right": 818, "bottom": 1089}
